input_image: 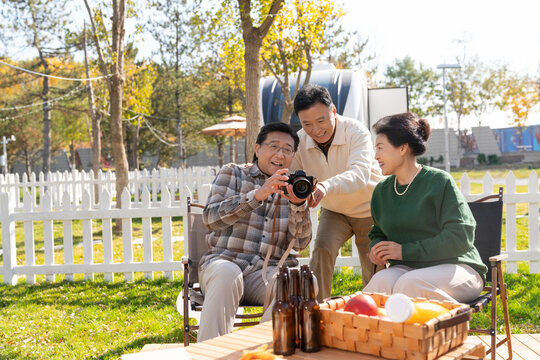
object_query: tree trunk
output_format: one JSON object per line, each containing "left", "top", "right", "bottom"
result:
{"left": 216, "top": 138, "right": 224, "bottom": 168}
{"left": 83, "top": 23, "right": 101, "bottom": 180}
{"left": 133, "top": 119, "right": 140, "bottom": 170}
{"left": 38, "top": 53, "right": 51, "bottom": 175}
{"left": 227, "top": 86, "right": 234, "bottom": 162}
{"left": 276, "top": 39, "right": 293, "bottom": 124}
{"left": 280, "top": 78, "right": 293, "bottom": 124}
{"left": 237, "top": 0, "right": 284, "bottom": 163}
{"left": 280, "top": 99, "right": 294, "bottom": 124}
{"left": 70, "top": 140, "right": 75, "bottom": 168}
{"left": 174, "top": 11, "right": 185, "bottom": 169}
{"left": 110, "top": 74, "right": 128, "bottom": 207}
{"left": 175, "top": 114, "right": 183, "bottom": 167}
{"left": 92, "top": 111, "right": 101, "bottom": 172}
{"left": 244, "top": 40, "right": 263, "bottom": 163}
{"left": 84, "top": 0, "right": 128, "bottom": 217}
{"left": 109, "top": 0, "right": 128, "bottom": 232}
{"left": 282, "top": 45, "right": 313, "bottom": 123}
{"left": 24, "top": 149, "right": 31, "bottom": 178}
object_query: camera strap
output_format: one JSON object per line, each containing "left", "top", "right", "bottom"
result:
{"left": 261, "top": 194, "right": 300, "bottom": 311}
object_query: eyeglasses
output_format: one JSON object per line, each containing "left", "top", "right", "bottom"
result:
{"left": 262, "top": 142, "right": 295, "bottom": 156}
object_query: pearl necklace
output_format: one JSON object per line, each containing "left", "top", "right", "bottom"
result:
{"left": 394, "top": 166, "right": 422, "bottom": 196}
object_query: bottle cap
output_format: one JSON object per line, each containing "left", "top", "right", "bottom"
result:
{"left": 385, "top": 293, "right": 415, "bottom": 323}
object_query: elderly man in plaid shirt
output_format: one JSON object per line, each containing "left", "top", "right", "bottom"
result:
{"left": 197, "top": 122, "right": 313, "bottom": 342}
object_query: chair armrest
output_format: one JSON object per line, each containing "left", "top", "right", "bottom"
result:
{"left": 467, "top": 293, "right": 492, "bottom": 312}
{"left": 489, "top": 254, "right": 507, "bottom": 262}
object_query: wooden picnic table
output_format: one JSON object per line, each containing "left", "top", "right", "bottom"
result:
{"left": 139, "top": 321, "right": 487, "bottom": 360}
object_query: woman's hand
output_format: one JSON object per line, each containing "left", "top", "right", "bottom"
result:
{"left": 370, "top": 241, "right": 402, "bottom": 262}
{"left": 368, "top": 248, "right": 387, "bottom": 267}
{"left": 254, "top": 168, "right": 289, "bottom": 202}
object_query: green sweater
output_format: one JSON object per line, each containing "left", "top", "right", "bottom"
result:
{"left": 368, "top": 166, "right": 487, "bottom": 282}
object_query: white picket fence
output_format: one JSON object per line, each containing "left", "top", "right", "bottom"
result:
{"left": 1, "top": 169, "right": 539, "bottom": 285}
{"left": 0, "top": 186, "right": 192, "bottom": 285}
{"left": 459, "top": 171, "right": 540, "bottom": 274}
{"left": 0, "top": 167, "right": 219, "bottom": 211}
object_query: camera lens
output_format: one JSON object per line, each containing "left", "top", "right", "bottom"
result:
{"left": 292, "top": 178, "right": 312, "bottom": 199}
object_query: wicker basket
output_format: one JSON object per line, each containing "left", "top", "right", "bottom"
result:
{"left": 319, "top": 292, "right": 472, "bottom": 360}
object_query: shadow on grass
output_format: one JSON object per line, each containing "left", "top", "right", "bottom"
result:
{"left": 0, "top": 277, "right": 184, "bottom": 313}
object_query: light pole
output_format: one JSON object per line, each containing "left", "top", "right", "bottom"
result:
{"left": 437, "top": 64, "right": 461, "bottom": 172}
{"left": 1, "top": 135, "right": 16, "bottom": 175}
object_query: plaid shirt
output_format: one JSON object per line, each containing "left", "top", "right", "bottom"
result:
{"left": 200, "top": 162, "right": 312, "bottom": 274}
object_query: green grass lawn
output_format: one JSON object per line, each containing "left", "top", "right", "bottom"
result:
{"left": 1, "top": 266, "right": 538, "bottom": 360}
{"left": 1, "top": 165, "right": 539, "bottom": 359}
{"left": 0, "top": 278, "right": 187, "bottom": 360}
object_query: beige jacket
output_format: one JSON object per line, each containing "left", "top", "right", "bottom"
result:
{"left": 291, "top": 115, "right": 383, "bottom": 219}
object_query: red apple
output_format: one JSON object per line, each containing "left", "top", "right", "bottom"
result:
{"left": 343, "top": 293, "right": 378, "bottom": 316}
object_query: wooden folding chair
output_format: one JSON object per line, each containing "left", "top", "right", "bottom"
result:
{"left": 181, "top": 197, "right": 263, "bottom": 345}
{"left": 467, "top": 187, "right": 512, "bottom": 360}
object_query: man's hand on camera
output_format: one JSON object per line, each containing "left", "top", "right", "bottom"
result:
{"left": 308, "top": 183, "right": 327, "bottom": 208}
{"left": 254, "top": 168, "right": 289, "bottom": 202}
{"left": 282, "top": 183, "right": 305, "bottom": 205}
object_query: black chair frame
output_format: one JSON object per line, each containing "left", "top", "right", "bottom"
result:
{"left": 181, "top": 197, "right": 263, "bottom": 346}
{"left": 467, "top": 187, "right": 512, "bottom": 360}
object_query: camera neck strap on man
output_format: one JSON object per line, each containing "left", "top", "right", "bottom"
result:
{"left": 261, "top": 194, "right": 300, "bottom": 311}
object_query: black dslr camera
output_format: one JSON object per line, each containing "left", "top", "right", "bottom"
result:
{"left": 286, "top": 170, "right": 315, "bottom": 199}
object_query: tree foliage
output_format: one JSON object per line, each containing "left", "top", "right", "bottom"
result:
{"left": 322, "top": 16, "right": 377, "bottom": 83}
{"left": 1, "top": 0, "right": 72, "bottom": 173}
{"left": 0, "top": 57, "right": 87, "bottom": 175}
{"left": 145, "top": 0, "right": 205, "bottom": 167}
{"left": 384, "top": 56, "right": 441, "bottom": 118}
{"left": 3, "top": 0, "right": 539, "bottom": 175}
{"left": 499, "top": 73, "right": 540, "bottom": 127}
{"left": 261, "top": 0, "right": 344, "bottom": 123}
{"left": 215, "top": 0, "right": 284, "bottom": 161}
{"left": 446, "top": 59, "right": 476, "bottom": 133}
{"left": 470, "top": 63, "right": 508, "bottom": 126}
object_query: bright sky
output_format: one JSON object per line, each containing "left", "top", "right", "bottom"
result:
{"left": 340, "top": 0, "right": 540, "bottom": 129}
{"left": 341, "top": 0, "right": 540, "bottom": 77}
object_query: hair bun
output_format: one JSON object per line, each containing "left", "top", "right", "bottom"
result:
{"left": 417, "top": 119, "right": 431, "bottom": 141}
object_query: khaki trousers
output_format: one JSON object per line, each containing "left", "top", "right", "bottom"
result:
{"left": 309, "top": 208, "right": 374, "bottom": 302}
{"left": 197, "top": 259, "right": 277, "bottom": 342}
{"left": 363, "top": 264, "right": 484, "bottom": 303}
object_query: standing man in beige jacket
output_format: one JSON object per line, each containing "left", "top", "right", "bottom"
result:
{"left": 291, "top": 83, "right": 383, "bottom": 301}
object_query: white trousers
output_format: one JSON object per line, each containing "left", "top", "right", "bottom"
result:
{"left": 362, "top": 264, "right": 484, "bottom": 303}
{"left": 197, "top": 259, "right": 277, "bottom": 342}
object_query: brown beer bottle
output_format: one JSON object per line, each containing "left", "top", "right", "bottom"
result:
{"left": 279, "top": 265, "right": 290, "bottom": 293}
{"left": 300, "top": 271, "right": 321, "bottom": 352}
{"left": 272, "top": 272, "right": 295, "bottom": 355}
{"left": 300, "top": 264, "right": 310, "bottom": 279}
{"left": 289, "top": 268, "right": 302, "bottom": 348}
{"left": 300, "top": 264, "right": 310, "bottom": 295}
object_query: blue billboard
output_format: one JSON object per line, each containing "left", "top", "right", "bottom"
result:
{"left": 494, "top": 125, "right": 540, "bottom": 152}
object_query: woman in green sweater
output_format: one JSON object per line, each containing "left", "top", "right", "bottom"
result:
{"left": 362, "top": 112, "right": 487, "bottom": 303}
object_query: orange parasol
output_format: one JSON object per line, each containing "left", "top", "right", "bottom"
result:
{"left": 200, "top": 116, "right": 246, "bottom": 137}
{"left": 200, "top": 115, "right": 246, "bottom": 162}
